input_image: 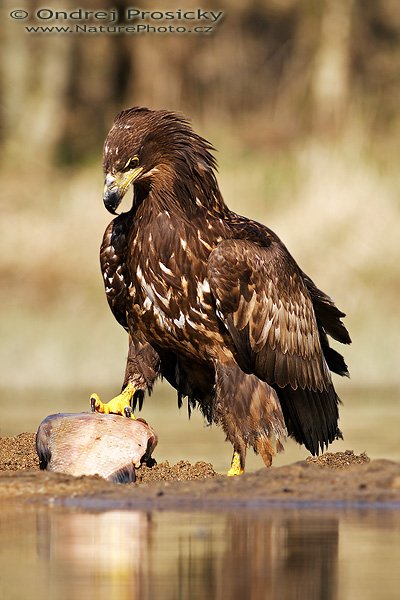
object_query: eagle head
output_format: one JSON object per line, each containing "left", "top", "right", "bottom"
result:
{"left": 102, "top": 107, "right": 218, "bottom": 214}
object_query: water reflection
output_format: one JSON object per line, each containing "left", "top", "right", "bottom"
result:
{"left": 208, "top": 514, "right": 339, "bottom": 600}
{"left": 35, "top": 511, "right": 151, "bottom": 599}
{"left": 2, "top": 506, "right": 400, "bottom": 600}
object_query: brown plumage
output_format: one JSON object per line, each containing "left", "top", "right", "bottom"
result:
{"left": 99, "top": 107, "right": 351, "bottom": 470}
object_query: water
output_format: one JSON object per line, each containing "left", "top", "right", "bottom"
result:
{"left": 1, "top": 505, "right": 399, "bottom": 600}
{"left": 1, "top": 386, "right": 399, "bottom": 599}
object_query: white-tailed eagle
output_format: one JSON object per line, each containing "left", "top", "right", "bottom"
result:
{"left": 91, "top": 108, "right": 351, "bottom": 475}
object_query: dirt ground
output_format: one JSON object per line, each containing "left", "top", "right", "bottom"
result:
{"left": 1, "top": 432, "right": 399, "bottom": 509}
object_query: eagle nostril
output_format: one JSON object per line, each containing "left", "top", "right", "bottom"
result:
{"left": 105, "top": 173, "right": 116, "bottom": 187}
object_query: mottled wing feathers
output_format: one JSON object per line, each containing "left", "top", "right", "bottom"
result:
{"left": 207, "top": 239, "right": 330, "bottom": 392}
{"left": 207, "top": 238, "right": 344, "bottom": 454}
{"left": 100, "top": 215, "right": 131, "bottom": 330}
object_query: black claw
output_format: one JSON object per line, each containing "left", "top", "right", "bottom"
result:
{"left": 132, "top": 389, "right": 145, "bottom": 411}
{"left": 90, "top": 397, "right": 96, "bottom": 413}
{"left": 124, "top": 406, "right": 132, "bottom": 418}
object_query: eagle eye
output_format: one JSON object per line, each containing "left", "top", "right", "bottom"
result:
{"left": 124, "top": 156, "right": 140, "bottom": 171}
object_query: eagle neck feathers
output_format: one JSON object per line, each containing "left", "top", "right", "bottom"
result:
{"left": 132, "top": 159, "right": 228, "bottom": 223}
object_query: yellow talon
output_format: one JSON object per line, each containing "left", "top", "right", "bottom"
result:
{"left": 90, "top": 382, "right": 136, "bottom": 419}
{"left": 227, "top": 451, "right": 244, "bottom": 476}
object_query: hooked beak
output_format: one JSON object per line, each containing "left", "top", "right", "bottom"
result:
{"left": 103, "top": 167, "right": 144, "bottom": 214}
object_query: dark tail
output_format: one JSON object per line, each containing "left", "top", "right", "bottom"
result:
{"left": 276, "top": 383, "right": 342, "bottom": 456}
{"left": 303, "top": 274, "right": 351, "bottom": 378}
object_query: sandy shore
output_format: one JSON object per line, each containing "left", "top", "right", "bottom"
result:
{"left": 1, "top": 433, "right": 399, "bottom": 510}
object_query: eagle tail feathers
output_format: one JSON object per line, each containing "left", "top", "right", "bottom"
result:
{"left": 304, "top": 275, "right": 351, "bottom": 345}
{"left": 276, "top": 384, "right": 342, "bottom": 456}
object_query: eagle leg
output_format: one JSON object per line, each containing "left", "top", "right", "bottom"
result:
{"left": 227, "top": 449, "right": 245, "bottom": 477}
{"left": 214, "top": 361, "right": 286, "bottom": 475}
{"left": 90, "top": 382, "right": 137, "bottom": 419}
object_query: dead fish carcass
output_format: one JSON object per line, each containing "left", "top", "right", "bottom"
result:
{"left": 36, "top": 412, "right": 157, "bottom": 483}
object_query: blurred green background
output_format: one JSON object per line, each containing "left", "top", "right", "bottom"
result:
{"left": 1, "top": 0, "right": 399, "bottom": 467}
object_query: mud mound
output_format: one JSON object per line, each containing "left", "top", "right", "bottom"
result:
{"left": 0, "top": 433, "right": 38, "bottom": 471}
{"left": 0, "top": 433, "right": 370, "bottom": 480}
{"left": 0, "top": 433, "right": 215, "bottom": 482}
{"left": 0, "top": 432, "right": 399, "bottom": 507}
{"left": 137, "top": 460, "right": 216, "bottom": 482}
{"left": 306, "top": 450, "right": 370, "bottom": 469}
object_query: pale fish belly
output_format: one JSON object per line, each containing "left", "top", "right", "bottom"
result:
{"left": 36, "top": 413, "right": 157, "bottom": 483}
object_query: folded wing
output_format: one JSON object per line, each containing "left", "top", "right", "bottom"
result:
{"left": 207, "top": 238, "right": 348, "bottom": 454}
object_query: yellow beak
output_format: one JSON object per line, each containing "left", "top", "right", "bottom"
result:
{"left": 103, "top": 167, "right": 144, "bottom": 214}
